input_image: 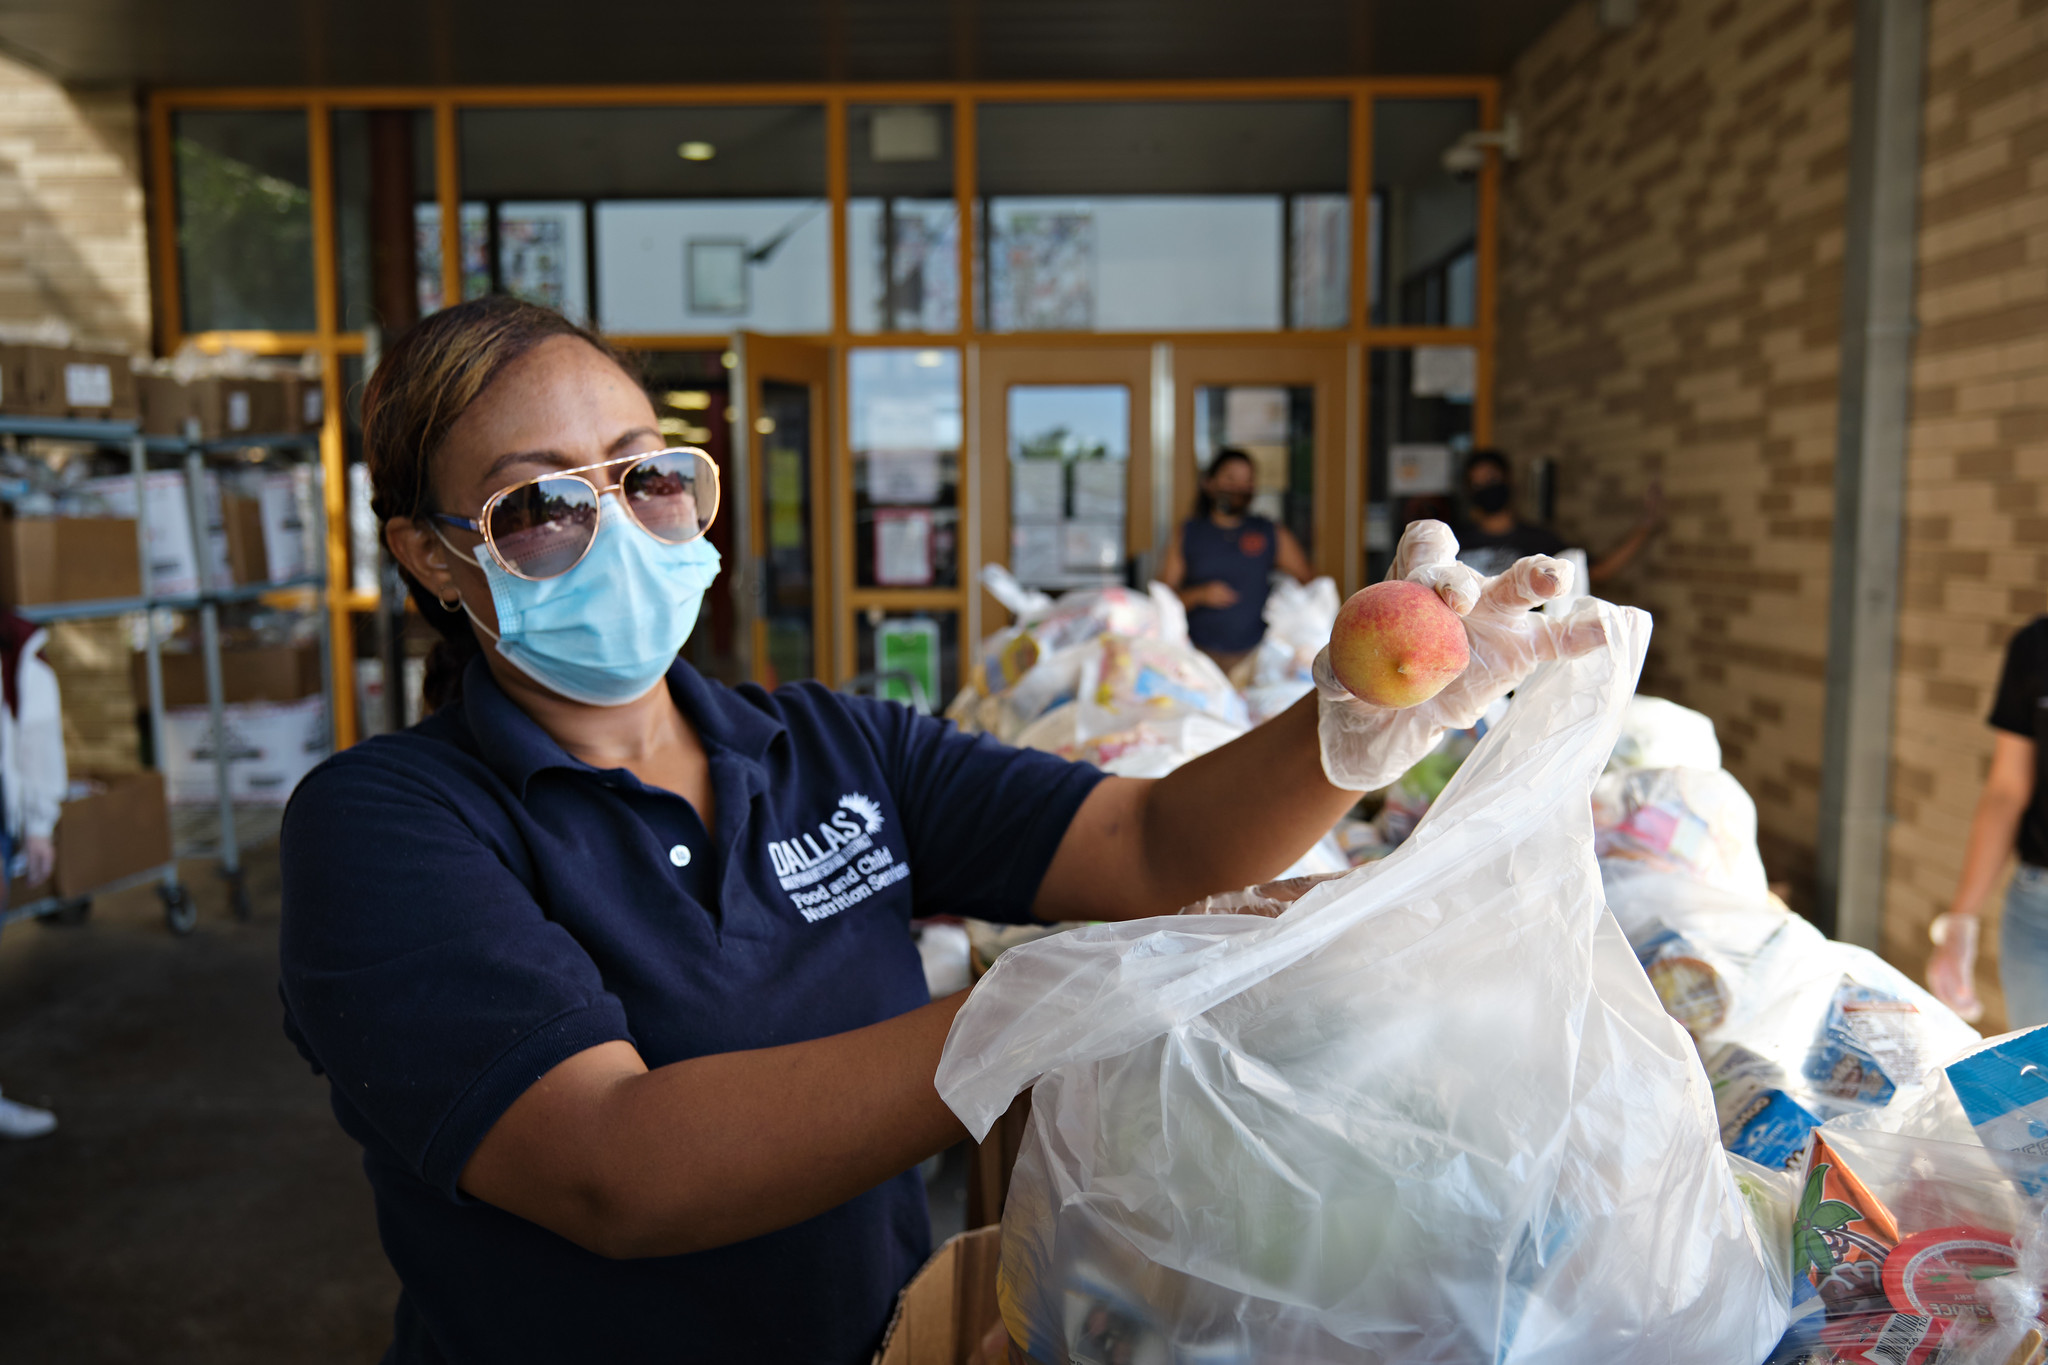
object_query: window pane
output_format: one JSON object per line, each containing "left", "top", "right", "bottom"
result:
{"left": 332, "top": 110, "right": 436, "bottom": 333}
{"left": 1366, "top": 346, "right": 1475, "bottom": 582}
{"left": 1008, "top": 384, "right": 1130, "bottom": 591}
{"left": 850, "top": 105, "right": 959, "bottom": 334}
{"left": 175, "top": 111, "right": 316, "bottom": 332}
{"left": 459, "top": 106, "right": 827, "bottom": 334}
{"left": 1192, "top": 385, "right": 1316, "bottom": 554}
{"left": 1371, "top": 100, "right": 1481, "bottom": 327}
{"left": 977, "top": 102, "right": 1349, "bottom": 332}
{"left": 851, "top": 348, "right": 961, "bottom": 589}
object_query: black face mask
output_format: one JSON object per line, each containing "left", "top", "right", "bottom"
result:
{"left": 1213, "top": 492, "right": 1252, "bottom": 516}
{"left": 1468, "top": 484, "right": 1511, "bottom": 515}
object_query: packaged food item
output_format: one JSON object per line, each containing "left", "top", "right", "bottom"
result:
{"left": 1711, "top": 1044, "right": 1824, "bottom": 1170}
{"left": 1638, "top": 926, "right": 1734, "bottom": 1036}
{"left": 1808, "top": 979, "right": 1932, "bottom": 1109}
{"left": 1947, "top": 1027, "right": 2048, "bottom": 1189}
{"left": 1593, "top": 764, "right": 1770, "bottom": 898}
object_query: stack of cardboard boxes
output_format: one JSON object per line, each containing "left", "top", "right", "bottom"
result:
{"left": 0, "top": 342, "right": 139, "bottom": 423}
{"left": 137, "top": 640, "right": 327, "bottom": 806}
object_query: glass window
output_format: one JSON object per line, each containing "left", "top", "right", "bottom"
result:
{"left": 977, "top": 102, "right": 1349, "bottom": 333}
{"left": 639, "top": 352, "right": 739, "bottom": 683}
{"left": 1365, "top": 346, "right": 1475, "bottom": 581}
{"left": 849, "top": 105, "right": 959, "bottom": 334}
{"left": 856, "top": 609, "right": 958, "bottom": 710}
{"left": 758, "top": 378, "right": 818, "bottom": 684}
{"left": 1191, "top": 385, "right": 1316, "bottom": 554}
{"left": 413, "top": 202, "right": 493, "bottom": 312}
{"left": 332, "top": 110, "right": 436, "bottom": 333}
{"left": 459, "top": 106, "right": 828, "bottom": 334}
{"left": 1008, "top": 384, "right": 1130, "bottom": 591}
{"left": 174, "top": 111, "right": 316, "bottom": 332}
{"left": 850, "top": 348, "right": 961, "bottom": 589}
{"left": 1371, "top": 100, "right": 1481, "bottom": 327}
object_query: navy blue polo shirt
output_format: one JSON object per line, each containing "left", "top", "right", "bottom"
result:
{"left": 277, "top": 655, "right": 1105, "bottom": 1365}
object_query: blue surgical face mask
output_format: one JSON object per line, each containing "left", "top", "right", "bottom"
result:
{"left": 438, "top": 496, "right": 722, "bottom": 707}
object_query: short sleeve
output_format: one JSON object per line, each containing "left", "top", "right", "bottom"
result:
{"left": 278, "top": 748, "right": 631, "bottom": 1199}
{"left": 832, "top": 693, "right": 1107, "bottom": 926}
{"left": 1990, "top": 621, "right": 2047, "bottom": 735}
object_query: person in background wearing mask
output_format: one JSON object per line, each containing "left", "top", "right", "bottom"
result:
{"left": 1456, "top": 448, "right": 1663, "bottom": 586}
{"left": 1927, "top": 616, "right": 2048, "bottom": 1027}
{"left": 278, "top": 298, "right": 1596, "bottom": 1365}
{"left": 1159, "top": 448, "right": 1313, "bottom": 673}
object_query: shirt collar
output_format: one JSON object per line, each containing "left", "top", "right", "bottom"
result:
{"left": 459, "top": 654, "right": 785, "bottom": 798}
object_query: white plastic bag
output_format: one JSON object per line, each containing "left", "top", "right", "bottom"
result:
{"left": 937, "top": 599, "right": 1787, "bottom": 1364}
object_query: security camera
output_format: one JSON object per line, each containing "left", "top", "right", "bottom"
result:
{"left": 1441, "top": 114, "right": 1523, "bottom": 179}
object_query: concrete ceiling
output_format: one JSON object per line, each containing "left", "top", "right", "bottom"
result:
{"left": 0, "top": 0, "right": 1578, "bottom": 88}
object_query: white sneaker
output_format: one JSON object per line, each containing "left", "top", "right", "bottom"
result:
{"left": 0, "top": 1087, "right": 55, "bottom": 1139}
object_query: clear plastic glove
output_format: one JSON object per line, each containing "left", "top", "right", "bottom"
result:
{"left": 1315, "top": 520, "right": 1609, "bottom": 792}
{"left": 1926, "top": 912, "right": 1986, "bottom": 1023}
{"left": 23, "top": 834, "right": 52, "bottom": 887}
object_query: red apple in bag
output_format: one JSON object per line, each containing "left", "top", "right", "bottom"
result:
{"left": 1328, "top": 580, "right": 1470, "bottom": 708}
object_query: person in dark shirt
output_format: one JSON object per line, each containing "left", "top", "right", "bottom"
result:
{"left": 278, "top": 298, "right": 1594, "bottom": 1365}
{"left": 1158, "top": 448, "right": 1313, "bottom": 672}
{"left": 1455, "top": 449, "right": 1663, "bottom": 584}
{"left": 1928, "top": 618, "right": 2048, "bottom": 1026}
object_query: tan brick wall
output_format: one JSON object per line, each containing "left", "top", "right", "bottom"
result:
{"left": 1496, "top": 0, "right": 1855, "bottom": 902}
{"left": 0, "top": 52, "right": 149, "bottom": 350}
{"left": 1882, "top": 0, "right": 2048, "bottom": 1032}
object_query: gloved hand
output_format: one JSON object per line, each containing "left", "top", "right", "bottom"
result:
{"left": 1926, "top": 912, "right": 1986, "bottom": 1023}
{"left": 1315, "top": 520, "right": 1609, "bottom": 792}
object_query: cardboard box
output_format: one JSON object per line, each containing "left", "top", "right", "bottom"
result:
{"left": 875, "top": 1227, "right": 1016, "bottom": 1365}
{"left": 134, "top": 641, "right": 323, "bottom": 709}
{"left": 162, "top": 696, "right": 328, "bottom": 805}
{"left": 0, "top": 514, "right": 143, "bottom": 607}
{"left": 222, "top": 472, "right": 310, "bottom": 584}
{"left": 8, "top": 772, "right": 173, "bottom": 902}
{"left": 283, "top": 373, "right": 325, "bottom": 432}
{"left": 7, "top": 346, "right": 139, "bottom": 421}
{"left": 138, "top": 373, "right": 199, "bottom": 439}
{"left": 0, "top": 344, "right": 34, "bottom": 416}
{"left": 84, "top": 470, "right": 229, "bottom": 596}
{"left": 189, "top": 376, "right": 292, "bottom": 439}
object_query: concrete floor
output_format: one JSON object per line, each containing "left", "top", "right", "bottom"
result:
{"left": 0, "top": 841, "right": 975, "bottom": 1363}
{"left": 0, "top": 845, "right": 396, "bottom": 1364}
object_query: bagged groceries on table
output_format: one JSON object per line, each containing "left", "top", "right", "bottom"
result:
{"left": 937, "top": 600, "right": 1790, "bottom": 1364}
{"left": 1607, "top": 693, "right": 1724, "bottom": 773}
{"left": 1241, "top": 575, "right": 1340, "bottom": 724}
{"left": 1595, "top": 764, "right": 1769, "bottom": 898}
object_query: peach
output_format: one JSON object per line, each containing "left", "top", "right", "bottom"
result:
{"left": 1328, "top": 580, "right": 1470, "bottom": 708}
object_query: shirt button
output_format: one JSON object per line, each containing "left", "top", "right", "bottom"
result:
{"left": 669, "top": 844, "right": 691, "bottom": 868}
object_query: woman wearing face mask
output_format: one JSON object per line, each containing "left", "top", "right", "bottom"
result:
{"left": 1159, "top": 448, "right": 1313, "bottom": 674}
{"left": 1456, "top": 448, "right": 1662, "bottom": 586}
{"left": 278, "top": 298, "right": 1596, "bottom": 1365}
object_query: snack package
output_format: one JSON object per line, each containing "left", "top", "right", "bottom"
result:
{"left": 1770, "top": 1127, "right": 2047, "bottom": 1365}
{"left": 1947, "top": 1027, "right": 2048, "bottom": 1194}
{"left": 1808, "top": 979, "right": 1933, "bottom": 1110}
{"left": 938, "top": 601, "right": 1788, "bottom": 1363}
{"left": 1711, "top": 1044, "right": 1825, "bottom": 1171}
{"left": 1637, "top": 926, "right": 1735, "bottom": 1037}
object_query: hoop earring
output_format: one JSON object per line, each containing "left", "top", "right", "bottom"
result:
{"left": 438, "top": 590, "right": 461, "bottom": 612}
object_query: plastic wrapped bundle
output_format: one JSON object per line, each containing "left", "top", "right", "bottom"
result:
{"left": 938, "top": 600, "right": 1788, "bottom": 1364}
{"left": 1242, "top": 576, "right": 1341, "bottom": 724}
{"left": 1594, "top": 764, "right": 1770, "bottom": 899}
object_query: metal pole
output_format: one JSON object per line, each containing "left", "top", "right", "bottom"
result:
{"left": 1817, "top": 0, "right": 1927, "bottom": 945}
{"left": 183, "top": 446, "right": 241, "bottom": 901}
{"left": 133, "top": 435, "right": 176, "bottom": 899}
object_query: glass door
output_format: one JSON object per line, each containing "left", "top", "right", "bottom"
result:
{"left": 1171, "top": 344, "right": 1355, "bottom": 594}
{"left": 975, "top": 347, "right": 1154, "bottom": 631}
{"left": 734, "top": 333, "right": 832, "bottom": 688}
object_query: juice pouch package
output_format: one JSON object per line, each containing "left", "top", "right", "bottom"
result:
{"left": 939, "top": 602, "right": 1789, "bottom": 1364}
{"left": 1807, "top": 979, "right": 1932, "bottom": 1109}
{"left": 1948, "top": 1026, "right": 2048, "bottom": 1193}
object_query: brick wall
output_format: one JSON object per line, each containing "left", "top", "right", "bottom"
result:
{"left": 1881, "top": 0, "right": 2048, "bottom": 1031}
{"left": 1495, "top": 0, "right": 1856, "bottom": 902}
{"left": 0, "top": 52, "right": 149, "bottom": 349}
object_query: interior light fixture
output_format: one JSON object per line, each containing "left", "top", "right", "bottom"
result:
{"left": 913, "top": 349, "right": 946, "bottom": 368}
{"left": 664, "top": 390, "right": 712, "bottom": 410}
{"left": 678, "top": 141, "right": 716, "bottom": 161}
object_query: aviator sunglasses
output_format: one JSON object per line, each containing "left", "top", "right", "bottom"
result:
{"left": 431, "top": 446, "right": 721, "bottom": 581}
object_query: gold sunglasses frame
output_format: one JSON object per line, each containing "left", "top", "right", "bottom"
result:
{"left": 433, "top": 446, "right": 722, "bottom": 582}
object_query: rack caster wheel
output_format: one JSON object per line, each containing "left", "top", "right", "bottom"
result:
{"left": 160, "top": 884, "right": 197, "bottom": 936}
{"left": 48, "top": 897, "right": 90, "bottom": 926}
